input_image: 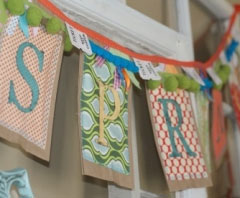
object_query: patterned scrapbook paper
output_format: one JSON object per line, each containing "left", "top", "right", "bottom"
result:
{"left": 0, "top": 16, "right": 63, "bottom": 160}
{"left": 230, "top": 83, "right": 240, "bottom": 128}
{"left": 79, "top": 53, "right": 133, "bottom": 188}
{"left": 147, "top": 87, "right": 212, "bottom": 191}
{"left": 212, "top": 90, "right": 227, "bottom": 168}
{"left": 195, "top": 92, "right": 211, "bottom": 171}
{"left": 229, "top": 63, "right": 240, "bottom": 130}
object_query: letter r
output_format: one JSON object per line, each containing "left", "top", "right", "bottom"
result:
{"left": 159, "top": 99, "right": 196, "bottom": 157}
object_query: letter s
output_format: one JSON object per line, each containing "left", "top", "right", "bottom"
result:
{"left": 8, "top": 42, "right": 44, "bottom": 113}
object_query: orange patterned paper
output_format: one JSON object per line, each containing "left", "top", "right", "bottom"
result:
{"left": 211, "top": 90, "right": 227, "bottom": 168}
{"left": 147, "top": 87, "right": 212, "bottom": 191}
{"left": 0, "top": 17, "right": 63, "bottom": 160}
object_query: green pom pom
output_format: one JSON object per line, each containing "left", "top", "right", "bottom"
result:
{"left": 213, "top": 83, "right": 223, "bottom": 90}
{"left": 176, "top": 75, "right": 191, "bottom": 89}
{"left": 221, "top": 65, "right": 231, "bottom": 76}
{"left": 46, "top": 17, "right": 61, "bottom": 34}
{"left": 7, "top": 0, "right": 25, "bottom": 15}
{"left": 213, "top": 64, "right": 230, "bottom": 90}
{"left": 163, "top": 75, "right": 179, "bottom": 92}
{"left": 64, "top": 36, "right": 73, "bottom": 52}
{"left": 218, "top": 70, "right": 228, "bottom": 84}
{"left": 26, "top": 7, "right": 42, "bottom": 27}
{"left": 147, "top": 79, "right": 161, "bottom": 90}
{"left": 187, "top": 80, "right": 200, "bottom": 92}
{"left": 214, "top": 60, "right": 222, "bottom": 73}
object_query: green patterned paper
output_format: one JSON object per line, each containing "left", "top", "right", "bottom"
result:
{"left": 196, "top": 93, "right": 211, "bottom": 171}
{"left": 80, "top": 53, "right": 130, "bottom": 175}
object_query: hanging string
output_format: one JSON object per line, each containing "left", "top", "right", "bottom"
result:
{"left": 37, "top": 0, "right": 240, "bottom": 70}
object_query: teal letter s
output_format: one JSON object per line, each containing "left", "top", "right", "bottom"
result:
{"left": 8, "top": 42, "right": 44, "bottom": 113}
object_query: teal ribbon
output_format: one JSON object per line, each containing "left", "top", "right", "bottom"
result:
{"left": 89, "top": 40, "right": 139, "bottom": 73}
{"left": 19, "top": 12, "right": 29, "bottom": 38}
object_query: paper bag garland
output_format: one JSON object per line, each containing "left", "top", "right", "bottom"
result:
{"left": 146, "top": 86, "right": 212, "bottom": 191}
{"left": 0, "top": 16, "right": 63, "bottom": 161}
{"left": 78, "top": 52, "right": 134, "bottom": 189}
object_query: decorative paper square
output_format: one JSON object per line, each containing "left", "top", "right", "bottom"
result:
{"left": 230, "top": 83, "right": 240, "bottom": 129}
{"left": 211, "top": 90, "right": 227, "bottom": 168}
{"left": 228, "top": 63, "right": 240, "bottom": 129}
{"left": 146, "top": 87, "right": 212, "bottom": 191}
{"left": 195, "top": 92, "right": 211, "bottom": 171}
{"left": 0, "top": 16, "right": 63, "bottom": 161}
{"left": 78, "top": 52, "right": 133, "bottom": 189}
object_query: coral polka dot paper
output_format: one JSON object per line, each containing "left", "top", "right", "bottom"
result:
{"left": 147, "top": 87, "right": 212, "bottom": 191}
{"left": 0, "top": 16, "right": 63, "bottom": 161}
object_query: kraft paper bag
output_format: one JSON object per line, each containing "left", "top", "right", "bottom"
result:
{"left": 0, "top": 16, "right": 63, "bottom": 161}
{"left": 146, "top": 83, "right": 212, "bottom": 191}
{"left": 78, "top": 52, "right": 134, "bottom": 189}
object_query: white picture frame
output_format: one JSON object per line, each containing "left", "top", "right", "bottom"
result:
{"left": 49, "top": 0, "right": 234, "bottom": 197}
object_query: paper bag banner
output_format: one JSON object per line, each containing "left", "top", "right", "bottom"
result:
{"left": 212, "top": 90, "right": 227, "bottom": 168}
{"left": 78, "top": 52, "right": 134, "bottom": 189}
{"left": 0, "top": 16, "right": 63, "bottom": 161}
{"left": 146, "top": 87, "right": 212, "bottom": 191}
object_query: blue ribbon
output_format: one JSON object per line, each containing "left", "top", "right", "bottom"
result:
{"left": 89, "top": 40, "right": 139, "bottom": 73}
{"left": 200, "top": 72, "right": 213, "bottom": 100}
{"left": 225, "top": 38, "right": 239, "bottom": 62}
{"left": 19, "top": 12, "right": 29, "bottom": 38}
{"left": 200, "top": 77, "right": 213, "bottom": 91}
